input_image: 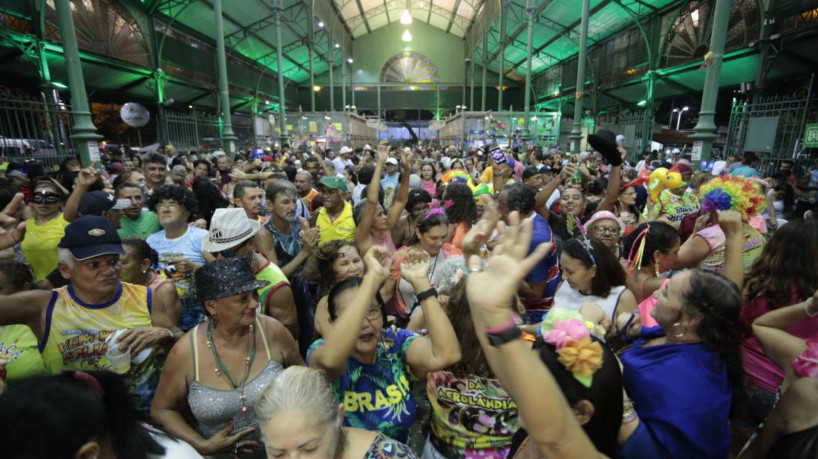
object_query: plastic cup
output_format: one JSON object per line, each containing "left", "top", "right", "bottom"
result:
{"left": 106, "top": 345, "right": 131, "bottom": 375}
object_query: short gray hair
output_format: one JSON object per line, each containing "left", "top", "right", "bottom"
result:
{"left": 256, "top": 366, "right": 338, "bottom": 427}
{"left": 58, "top": 248, "right": 75, "bottom": 269}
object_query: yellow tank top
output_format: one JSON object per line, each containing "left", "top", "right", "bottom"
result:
{"left": 40, "top": 282, "right": 152, "bottom": 372}
{"left": 21, "top": 213, "right": 69, "bottom": 282}
{"left": 40, "top": 282, "right": 160, "bottom": 413}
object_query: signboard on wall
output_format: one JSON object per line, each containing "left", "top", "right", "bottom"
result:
{"left": 805, "top": 123, "right": 818, "bottom": 148}
{"left": 745, "top": 116, "right": 779, "bottom": 152}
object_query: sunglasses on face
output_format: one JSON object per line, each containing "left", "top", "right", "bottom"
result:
{"left": 31, "top": 192, "right": 61, "bottom": 204}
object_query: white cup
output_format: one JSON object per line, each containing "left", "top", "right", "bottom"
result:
{"left": 106, "top": 345, "right": 131, "bottom": 375}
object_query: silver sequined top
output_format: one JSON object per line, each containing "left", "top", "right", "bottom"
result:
{"left": 188, "top": 359, "right": 282, "bottom": 458}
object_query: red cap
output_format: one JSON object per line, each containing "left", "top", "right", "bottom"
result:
{"left": 669, "top": 163, "right": 692, "bottom": 175}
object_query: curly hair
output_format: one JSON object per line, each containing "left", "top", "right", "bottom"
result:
{"left": 699, "top": 175, "right": 765, "bottom": 220}
{"left": 0, "top": 259, "right": 33, "bottom": 291}
{"left": 147, "top": 184, "right": 198, "bottom": 214}
{"left": 681, "top": 269, "right": 744, "bottom": 393}
{"left": 406, "top": 189, "right": 432, "bottom": 213}
{"left": 442, "top": 183, "right": 477, "bottom": 226}
{"left": 744, "top": 218, "right": 818, "bottom": 305}
{"left": 303, "top": 240, "right": 359, "bottom": 294}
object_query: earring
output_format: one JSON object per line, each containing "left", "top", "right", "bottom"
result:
{"left": 671, "top": 322, "right": 687, "bottom": 339}
{"left": 211, "top": 315, "right": 218, "bottom": 328}
{"left": 655, "top": 263, "right": 660, "bottom": 276}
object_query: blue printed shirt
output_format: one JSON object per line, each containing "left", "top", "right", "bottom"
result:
{"left": 523, "top": 214, "right": 561, "bottom": 312}
{"left": 307, "top": 326, "right": 418, "bottom": 442}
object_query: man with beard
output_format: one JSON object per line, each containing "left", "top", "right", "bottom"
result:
{"left": 294, "top": 170, "right": 320, "bottom": 215}
{"left": 116, "top": 183, "right": 161, "bottom": 240}
{"left": 313, "top": 176, "right": 355, "bottom": 245}
{"left": 263, "top": 180, "right": 319, "bottom": 353}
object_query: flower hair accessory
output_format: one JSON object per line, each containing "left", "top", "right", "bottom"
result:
{"left": 422, "top": 208, "right": 446, "bottom": 221}
{"left": 539, "top": 308, "right": 604, "bottom": 388}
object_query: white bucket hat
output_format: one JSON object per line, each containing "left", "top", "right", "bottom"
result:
{"left": 202, "top": 208, "right": 260, "bottom": 253}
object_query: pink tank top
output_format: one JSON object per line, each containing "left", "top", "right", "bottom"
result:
{"left": 637, "top": 278, "right": 669, "bottom": 328}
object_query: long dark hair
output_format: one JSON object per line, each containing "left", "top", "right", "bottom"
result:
{"left": 621, "top": 222, "right": 679, "bottom": 270}
{"left": 534, "top": 338, "right": 623, "bottom": 456}
{"left": 191, "top": 176, "right": 229, "bottom": 225}
{"left": 0, "top": 370, "right": 164, "bottom": 459}
{"left": 443, "top": 183, "right": 477, "bottom": 226}
{"left": 682, "top": 270, "right": 744, "bottom": 393}
{"left": 562, "top": 237, "right": 626, "bottom": 297}
{"left": 327, "top": 276, "right": 364, "bottom": 321}
{"left": 744, "top": 218, "right": 818, "bottom": 306}
{"left": 445, "top": 280, "right": 494, "bottom": 378}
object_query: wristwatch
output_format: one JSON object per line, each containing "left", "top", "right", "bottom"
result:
{"left": 485, "top": 314, "right": 522, "bottom": 347}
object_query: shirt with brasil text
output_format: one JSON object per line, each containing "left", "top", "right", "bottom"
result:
{"left": 307, "top": 326, "right": 417, "bottom": 443}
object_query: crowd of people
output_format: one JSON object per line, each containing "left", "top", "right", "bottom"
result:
{"left": 0, "top": 134, "right": 816, "bottom": 459}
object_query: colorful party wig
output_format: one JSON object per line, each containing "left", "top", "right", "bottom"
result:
{"left": 440, "top": 169, "right": 475, "bottom": 189}
{"left": 699, "top": 175, "right": 765, "bottom": 221}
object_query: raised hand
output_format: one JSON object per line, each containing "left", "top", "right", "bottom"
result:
{"left": 363, "top": 245, "right": 392, "bottom": 282}
{"left": 400, "top": 250, "right": 431, "bottom": 290}
{"left": 461, "top": 195, "right": 498, "bottom": 257}
{"left": 466, "top": 212, "right": 550, "bottom": 328}
{"left": 716, "top": 209, "right": 742, "bottom": 237}
{"left": 76, "top": 162, "right": 101, "bottom": 187}
{"left": 298, "top": 218, "right": 319, "bottom": 252}
{"left": 376, "top": 139, "right": 389, "bottom": 164}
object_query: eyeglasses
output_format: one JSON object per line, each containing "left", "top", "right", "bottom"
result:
{"left": 156, "top": 202, "right": 181, "bottom": 211}
{"left": 32, "top": 192, "right": 61, "bottom": 204}
{"left": 591, "top": 226, "right": 620, "bottom": 236}
{"left": 366, "top": 307, "right": 382, "bottom": 320}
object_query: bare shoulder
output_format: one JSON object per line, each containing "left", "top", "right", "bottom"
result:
{"left": 341, "top": 428, "right": 380, "bottom": 459}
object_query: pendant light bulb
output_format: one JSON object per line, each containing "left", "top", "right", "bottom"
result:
{"left": 400, "top": 9, "right": 412, "bottom": 25}
{"left": 402, "top": 29, "right": 412, "bottom": 42}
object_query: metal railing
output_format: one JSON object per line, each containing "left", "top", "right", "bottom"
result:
{"left": 0, "top": 85, "right": 78, "bottom": 170}
{"left": 724, "top": 76, "right": 815, "bottom": 175}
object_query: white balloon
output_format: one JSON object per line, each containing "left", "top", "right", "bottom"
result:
{"left": 120, "top": 102, "right": 150, "bottom": 128}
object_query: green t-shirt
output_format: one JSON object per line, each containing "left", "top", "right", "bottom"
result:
{"left": 118, "top": 211, "right": 161, "bottom": 240}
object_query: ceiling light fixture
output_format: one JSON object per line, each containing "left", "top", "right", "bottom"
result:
{"left": 347, "top": 57, "right": 353, "bottom": 64}
{"left": 402, "top": 29, "right": 412, "bottom": 42}
{"left": 318, "top": 20, "right": 324, "bottom": 28}
{"left": 400, "top": 9, "right": 412, "bottom": 25}
{"left": 334, "top": 42, "right": 340, "bottom": 48}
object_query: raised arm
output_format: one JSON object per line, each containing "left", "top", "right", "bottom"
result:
{"left": 0, "top": 193, "right": 26, "bottom": 250}
{"left": 465, "top": 213, "right": 603, "bottom": 458}
{"left": 752, "top": 290, "right": 817, "bottom": 381}
{"left": 536, "top": 164, "right": 575, "bottom": 219}
{"left": 308, "top": 246, "right": 392, "bottom": 379}
{"left": 355, "top": 143, "right": 387, "bottom": 254}
{"left": 403, "top": 252, "right": 462, "bottom": 376}
{"left": 716, "top": 210, "right": 745, "bottom": 290}
{"left": 312, "top": 151, "right": 336, "bottom": 178}
{"left": 0, "top": 290, "right": 52, "bottom": 339}
{"left": 64, "top": 163, "right": 100, "bottom": 222}
{"left": 387, "top": 149, "right": 412, "bottom": 231}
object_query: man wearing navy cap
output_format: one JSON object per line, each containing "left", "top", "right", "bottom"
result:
{"left": 0, "top": 215, "right": 179, "bottom": 413}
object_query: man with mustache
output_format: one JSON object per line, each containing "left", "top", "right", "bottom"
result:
{"left": 0, "top": 215, "right": 176, "bottom": 412}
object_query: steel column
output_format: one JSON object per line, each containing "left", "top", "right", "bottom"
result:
{"left": 481, "top": 32, "right": 487, "bottom": 111}
{"left": 569, "top": 0, "right": 590, "bottom": 152}
{"left": 328, "top": 33, "right": 335, "bottom": 112}
{"left": 53, "top": 0, "right": 101, "bottom": 166}
{"left": 689, "top": 0, "right": 732, "bottom": 161}
{"left": 274, "top": 0, "right": 288, "bottom": 146}
{"left": 213, "top": 0, "right": 237, "bottom": 156}
{"left": 309, "top": 2, "right": 316, "bottom": 112}
{"left": 522, "top": 0, "right": 535, "bottom": 140}
{"left": 498, "top": 3, "right": 505, "bottom": 111}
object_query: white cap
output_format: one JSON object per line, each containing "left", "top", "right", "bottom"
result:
{"left": 386, "top": 157, "right": 399, "bottom": 165}
{"left": 363, "top": 144, "right": 373, "bottom": 151}
{"left": 340, "top": 146, "right": 353, "bottom": 154}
